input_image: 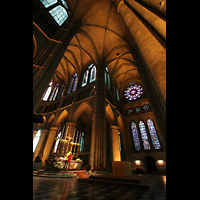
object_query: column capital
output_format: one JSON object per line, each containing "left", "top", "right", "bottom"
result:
{"left": 66, "top": 122, "right": 76, "bottom": 127}
{"left": 41, "top": 129, "right": 49, "bottom": 135}
{"left": 110, "top": 125, "right": 119, "bottom": 130}
{"left": 49, "top": 127, "right": 58, "bottom": 131}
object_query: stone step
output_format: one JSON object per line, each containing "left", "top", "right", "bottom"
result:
{"left": 78, "top": 174, "right": 158, "bottom": 189}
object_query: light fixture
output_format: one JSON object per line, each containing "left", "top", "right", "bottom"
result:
{"left": 135, "top": 160, "right": 141, "bottom": 165}
{"left": 157, "top": 160, "right": 164, "bottom": 165}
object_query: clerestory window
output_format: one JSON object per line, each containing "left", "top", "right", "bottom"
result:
{"left": 40, "top": 0, "right": 70, "bottom": 26}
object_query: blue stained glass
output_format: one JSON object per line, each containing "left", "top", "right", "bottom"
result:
{"left": 143, "top": 104, "right": 150, "bottom": 110}
{"left": 72, "top": 76, "right": 78, "bottom": 92}
{"left": 67, "top": 78, "right": 74, "bottom": 94}
{"left": 147, "top": 119, "right": 161, "bottom": 149}
{"left": 135, "top": 107, "right": 141, "bottom": 112}
{"left": 131, "top": 122, "right": 141, "bottom": 150}
{"left": 127, "top": 109, "right": 133, "bottom": 114}
{"left": 139, "top": 121, "right": 151, "bottom": 150}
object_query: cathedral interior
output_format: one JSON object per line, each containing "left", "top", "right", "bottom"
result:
{"left": 33, "top": 0, "right": 166, "bottom": 186}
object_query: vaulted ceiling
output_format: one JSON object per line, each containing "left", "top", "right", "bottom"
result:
{"left": 55, "top": 0, "right": 143, "bottom": 95}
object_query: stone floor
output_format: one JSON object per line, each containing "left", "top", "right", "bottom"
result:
{"left": 33, "top": 175, "right": 166, "bottom": 200}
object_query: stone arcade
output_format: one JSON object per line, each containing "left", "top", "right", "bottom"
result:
{"left": 33, "top": 0, "right": 166, "bottom": 176}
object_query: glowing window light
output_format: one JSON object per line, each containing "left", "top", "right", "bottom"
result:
{"left": 33, "top": 130, "right": 41, "bottom": 152}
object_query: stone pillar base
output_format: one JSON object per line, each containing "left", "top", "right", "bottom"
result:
{"left": 112, "top": 161, "right": 132, "bottom": 177}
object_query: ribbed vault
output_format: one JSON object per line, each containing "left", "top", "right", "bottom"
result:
{"left": 55, "top": 0, "right": 142, "bottom": 96}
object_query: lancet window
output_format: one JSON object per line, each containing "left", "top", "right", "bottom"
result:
{"left": 40, "top": 0, "right": 70, "bottom": 26}
{"left": 105, "top": 67, "right": 111, "bottom": 89}
{"left": 147, "top": 119, "right": 161, "bottom": 149}
{"left": 67, "top": 73, "right": 78, "bottom": 94}
{"left": 41, "top": 79, "right": 53, "bottom": 101}
{"left": 81, "top": 63, "right": 96, "bottom": 87}
{"left": 33, "top": 130, "right": 41, "bottom": 152}
{"left": 131, "top": 122, "right": 141, "bottom": 151}
{"left": 139, "top": 121, "right": 151, "bottom": 150}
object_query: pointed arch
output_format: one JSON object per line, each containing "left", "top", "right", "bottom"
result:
{"left": 72, "top": 102, "right": 93, "bottom": 123}
{"left": 47, "top": 113, "right": 54, "bottom": 125}
{"left": 56, "top": 109, "right": 69, "bottom": 126}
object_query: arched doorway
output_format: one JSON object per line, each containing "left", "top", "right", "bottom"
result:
{"left": 144, "top": 156, "right": 157, "bottom": 174}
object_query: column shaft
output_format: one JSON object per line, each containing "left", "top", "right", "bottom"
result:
{"left": 110, "top": 126, "right": 121, "bottom": 161}
{"left": 42, "top": 127, "right": 58, "bottom": 165}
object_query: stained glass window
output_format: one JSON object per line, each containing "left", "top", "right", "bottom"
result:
{"left": 33, "top": 130, "right": 41, "bottom": 152}
{"left": 147, "top": 119, "right": 161, "bottom": 149}
{"left": 142, "top": 104, "right": 150, "bottom": 110}
{"left": 126, "top": 109, "right": 133, "bottom": 114}
{"left": 49, "top": 84, "right": 58, "bottom": 101}
{"left": 72, "top": 76, "right": 78, "bottom": 92}
{"left": 54, "top": 132, "right": 62, "bottom": 153}
{"left": 105, "top": 67, "right": 111, "bottom": 89}
{"left": 134, "top": 107, "right": 141, "bottom": 112}
{"left": 90, "top": 65, "right": 96, "bottom": 83}
{"left": 42, "top": 80, "right": 53, "bottom": 101}
{"left": 124, "top": 84, "right": 143, "bottom": 101}
{"left": 53, "top": 87, "right": 59, "bottom": 100}
{"left": 118, "top": 131, "right": 122, "bottom": 152}
{"left": 79, "top": 132, "right": 85, "bottom": 153}
{"left": 81, "top": 63, "right": 96, "bottom": 87}
{"left": 82, "top": 70, "right": 89, "bottom": 87}
{"left": 40, "top": 0, "right": 70, "bottom": 26}
{"left": 131, "top": 122, "right": 141, "bottom": 150}
{"left": 139, "top": 121, "right": 151, "bottom": 150}
{"left": 68, "top": 73, "right": 78, "bottom": 93}
{"left": 60, "top": 84, "right": 65, "bottom": 97}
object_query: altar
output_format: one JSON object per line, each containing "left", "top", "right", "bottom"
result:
{"left": 69, "top": 160, "right": 83, "bottom": 170}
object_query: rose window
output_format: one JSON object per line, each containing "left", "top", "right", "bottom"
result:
{"left": 124, "top": 84, "right": 143, "bottom": 100}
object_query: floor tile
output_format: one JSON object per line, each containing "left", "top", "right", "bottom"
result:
{"left": 33, "top": 175, "right": 166, "bottom": 200}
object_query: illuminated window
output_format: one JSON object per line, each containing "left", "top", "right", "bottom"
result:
{"left": 139, "top": 121, "right": 151, "bottom": 150}
{"left": 41, "top": 80, "right": 53, "bottom": 101}
{"left": 134, "top": 107, "right": 141, "bottom": 112}
{"left": 131, "top": 122, "right": 141, "bottom": 150}
{"left": 124, "top": 83, "right": 143, "bottom": 101}
{"left": 67, "top": 73, "right": 78, "bottom": 94}
{"left": 49, "top": 83, "right": 58, "bottom": 101}
{"left": 90, "top": 65, "right": 96, "bottom": 83}
{"left": 118, "top": 131, "right": 122, "bottom": 152}
{"left": 126, "top": 109, "right": 133, "bottom": 115}
{"left": 105, "top": 67, "right": 111, "bottom": 89}
{"left": 40, "top": 0, "right": 70, "bottom": 26}
{"left": 79, "top": 132, "right": 85, "bottom": 153}
{"left": 81, "top": 63, "right": 96, "bottom": 87}
{"left": 54, "top": 132, "right": 62, "bottom": 153}
{"left": 142, "top": 104, "right": 150, "bottom": 110}
{"left": 147, "top": 119, "right": 161, "bottom": 149}
{"left": 33, "top": 130, "right": 41, "bottom": 152}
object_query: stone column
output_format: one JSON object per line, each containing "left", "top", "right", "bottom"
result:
{"left": 90, "top": 68, "right": 106, "bottom": 169}
{"left": 33, "top": 129, "right": 49, "bottom": 161}
{"left": 114, "top": 0, "right": 166, "bottom": 138}
{"left": 33, "top": 22, "right": 78, "bottom": 112}
{"left": 42, "top": 127, "right": 58, "bottom": 165}
{"left": 110, "top": 126, "right": 121, "bottom": 161}
{"left": 136, "top": 0, "right": 166, "bottom": 16}
{"left": 126, "top": 0, "right": 166, "bottom": 41}
{"left": 115, "top": 0, "right": 166, "bottom": 103}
